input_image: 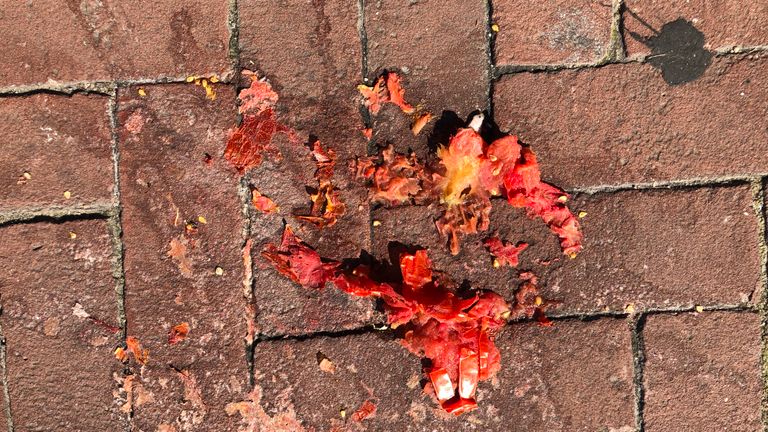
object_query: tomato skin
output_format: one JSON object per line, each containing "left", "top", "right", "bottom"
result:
{"left": 441, "top": 397, "right": 478, "bottom": 416}
{"left": 429, "top": 368, "right": 455, "bottom": 402}
{"left": 459, "top": 348, "right": 479, "bottom": 399}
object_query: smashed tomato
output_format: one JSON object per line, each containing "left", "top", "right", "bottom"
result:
{"left": 262, "top": 227, "right": 520, "bottom": 415}
{"left": 356, "top": 110, "right": 583, "bottom": 256}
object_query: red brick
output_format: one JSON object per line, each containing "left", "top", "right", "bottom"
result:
{"left": 239, "top": 0, "right": 363, "bottom": 159}
{"left": 493, "top": 0, "right": 614, "bottom": 65}
{"left": 489, "top": 318, "right": 635, "bottom": 430}
{"left": 374, "top": 185, "right": 760, "bottom": 314}
{"left": 249, "top": 318, "right": 633, "bottom": 430}
{"left": 624, "top": 1, "right": 768, "bottom": 57}
{"left": 0, "top": 1, "right": 230, "bottom": 85}
{"left": 539, "top": 186, "right": 760, "bottom": 312}
{"left": 239, "top": 0, "right": 372, "bottom": 260}
{"left": 118, "top": 84, "right": 248, "bottom": 431}
{"left": 0, "top": 220, "right": 123, "bottom": 431}
{"left": 365, "top": 0, "right": 489, "bottom": 117}
{"left": 370, "top": 203, "right": 559, "bottom": 302}
{"left": 246, "top": 159, "right": 379, "bottom": 336}
{"left": 643, "top": 311, "right": 762, "bottom": 432}
{"left": 0, "top": 93, "right": 113, "bottom": 212}
{"left": 494, "top": 56, "right": 768, "bottom": 188}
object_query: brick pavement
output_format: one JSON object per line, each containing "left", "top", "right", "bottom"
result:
{"left": 0, "top": 1, "right": 767, "bottom": 431}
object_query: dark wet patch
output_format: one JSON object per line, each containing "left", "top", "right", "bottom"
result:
{"left": 628, "top": 17, "right": 712, "bottom": 85}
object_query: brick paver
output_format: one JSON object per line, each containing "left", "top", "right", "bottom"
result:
{"left": 365, "top": 0, "right": 489, "bottom": 117}
{"left": 1, "top": 1, "right": 768, "bottom": 431}
{"left": 252, "top": 318, "right": 634, "bottom": 431}
{"left": 0, "top": 0, "right": 231, "bottom": 86}
{"left": 494, "top": 55, "right": 768, "bottom": 188}
{"left": 0, "top": 93, "right": 113, "bottom": 212}
{"left": 493, "top": 0, "right": 614, "bottom": 65}
{"left": 643, "top": 311, "right": 763, "bottom": 432}
{"left": 118, "top": 84, "right": 248, "bottom": 431}
{"left": 0, "top": 220, "right": 122, "bottom": 431}
{"left": 543, "top": 185, "right": 761, "bottom": 313}
{"left": 624, "top": 0, "right": 768, "bottom": 56}
{"left": 240, "top": 0, "right": 371, "bottom": 261}
{"left": 375, "top": 185, "right": 760, "bottom": 314}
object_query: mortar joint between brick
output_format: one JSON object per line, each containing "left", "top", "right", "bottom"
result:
{"left": 547, "top": 303, "right": 756, "bottom": 321}
{"left": 599, "top": 0, "right": 626, "bottom": 64}
{"left": 750, "top": 177, "right": 768, "bottom": 431}
{"left": 630, "top": 313, "right": 646, "bottom": 432}
{"left": 494, "top": 46, "right": 765, "bottom": 80}
{"left": 567, "top": 175, "right": 756, "bottom": 195}
{"left": 0, "top": 204, "right": 113, "bottom": 227}
{"left": 107, "top": 92, "right": 128, "bottom": 339}
{"left": 357, "top": 0, "right": 370, "bottom": 81}
{"left": 107, "top": 92, "right": 131, "bottom": 432}
{"left": 227, "top": 0, "right": 242, "bottom": 81}
{"left": 256, "top": 323, "right": 386, "bottom": 344}
{"left": 0, "top": 75, "right": 238, "bottom": 96}
{"left": 483, "top": 0, "right": 496, "bottom": 117}
{"left": 0, "top": 318, "right": 13, "bottom": 432}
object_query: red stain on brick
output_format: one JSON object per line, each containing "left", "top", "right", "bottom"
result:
{"left": 168, "top": 322, "right": 190, "bottom": 345}
{"left": 483, "top": 236, "right": 528, "bottom": 268}
{"left": 225, "top": 72, "right": 298, "bottom": 173}
{"left": 126, "top": 336, "right": 149, "bottom": 365}
{"left": 351, "top": 399, "right": 377, "bottom": 422}
{"left": 167, "top": 235, "right": 193, "bottom": 277}
{"left": 226, "top": 386, "right": 306, "bottom": 432}
{"left": 124, "top": 110, "right": 146, "bottom": 134}
{"left": 251, "top": 188, "right": 279, "bottom": 214}
{"left": 293, "top": 140, "right": 346, "bottom": 228}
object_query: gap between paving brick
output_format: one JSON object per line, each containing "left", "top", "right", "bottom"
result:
{"left": 631, "top": 314, "right": 646, "bottom": 432}
{"left": 0, "top": 204, "right": 113, "bottom": 226}
{"left": 0, "top": 75, "right": 234, "bottom": 97}
{"left": 0, "top": 317, "right": 13, "bottom": 432}
{"left": 755, "top": 177, "right": 768, "bottom": 431}
{"left": 357, "top": 0, "right": 370, "bottom": 82}
{"left": 493, "top": 44, "right": 768, "bottom": 78}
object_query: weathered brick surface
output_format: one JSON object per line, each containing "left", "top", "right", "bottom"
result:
{"left": 490, "top": 318, "right": 635, "bottom": 431}
{"left": 624, "top": 0, "right": 768, "bottom": 56}
{"left": 0, "top": 220, "right": 123, "bottom": 431}
{"left": 250, "top": 318, "right": 633, "bottom": 431}
{"left": 118, "top": 84, "right": 248, "bottom": 431}
{"left": 643, "top": 311, "right": 762, "bottom": 432}
{"left": 493, "top": 0, "right": 614, "bottom": 65}
{"left": 239, "top": 0, "right": 363, "bottom": 159}
{"left": 543, "top": 186, "right": 759, "bottom": 312}
{"left": 247, "top": 156, "right": 379, "bottom": 337}
{"left": 494, "top": 56, "right": 768, "bottom": 188}
{"left": 370, "top": 203, "right": 560, "bottom": 302}
{"left": 374, "top": 185, "right": 759, "bottom": 314}
{"left": 240, "top": 0, "right": 372, "bottom": 261}
{"left": 365, "top": 0, "right": 488, "bottom": 117}
{"left": 0, "top": 93, "right": 113, "bottom": 211}
{"left": 0, "top": 1, "right": 230, "bottom": 85}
